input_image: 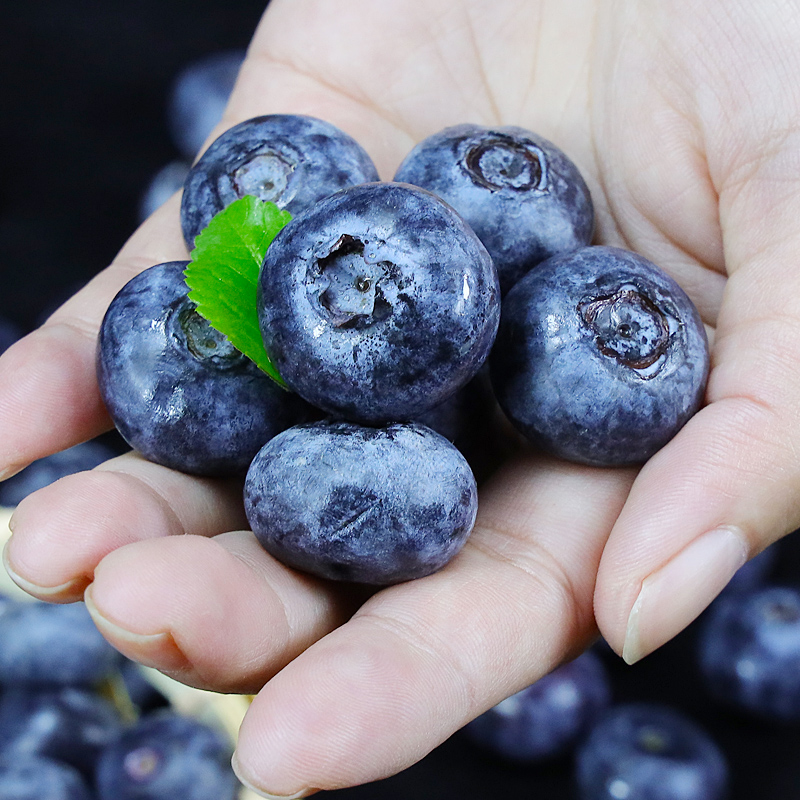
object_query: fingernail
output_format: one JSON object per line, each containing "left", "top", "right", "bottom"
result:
{"left": 232, "top": 752, "right": 317, "bottom": 800}
{"left": 3, "top": 539, "right": 86, "bottom": 598}
{"left": 84, "top": 586, "right": 189, "bottom": 671}
{"left": 622, "top": 525, "right": 749, "bottom": 665}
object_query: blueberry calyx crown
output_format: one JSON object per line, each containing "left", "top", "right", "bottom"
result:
{"left": 173, "top": 300, "right": 246, "bottom": 368}
{"left": 123, "top": 746, "right": 162, "bottom": 781}
{"left": 578, "top": 285, "right": 672, "bottom": 376}
{"left": 463, "top": 135, "right": 546, "bottom": 192}
{"left": 310, "top": 234, "right": 396, "bottom": 330}
{"left": 232, "top": 149, "right": 297, "bottom": 206}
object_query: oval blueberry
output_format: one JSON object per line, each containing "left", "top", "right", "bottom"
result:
{"left": 244, "top": 420, "right": 478, "bottom": 584}
{"left": 698, "top": 585, "right": 800, "bottom": 722}
{"left": 394, "top": 123, "right": 594, "bottom": 294}
{"left": 95, "top": 711, "right": 238, "bottom": 800}
{"left": 258, "top": 182, "right": 500, "bottom": 423}
{"left": 575, "top": 703, "right": 728, "bottom": 800}
{"left": 490, "top": 246, "right": 709, "bottom": 466}
{"left": 97, "top": 261, "right": 308, "bottom": 476}
{"left": 180, "top": 114, "right": 380, "bottom": 247}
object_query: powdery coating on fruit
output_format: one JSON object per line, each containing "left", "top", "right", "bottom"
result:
{"left": 0, "top": 600, "right": 122, "bottom": 686}
{"left": 698, "top": 586, "right": 800, "bottom": 722}
{"left": 464, "top": 649, "right": 611, "bottom": 762}
{"left": 95, "top": 711, "right": 238, "bottom": 800}
{"left": 394, "top": 123, "right": 594, "bottom": 294}
{"left": 0, "top": 440, "right": 116, "bottom": 506}
{"left": 490, "top": 246, "right": 709, "bottom": 466}
{"left": 181, "top": 114, "right": 380, "bottom": 247}
{"left": 97, "top": 261, "right": 308, "bottom": 477}
{"left": 575, "top": 703, "right": 728, "bottom": 800}
{"left": 0, "top": 686, "right": 124, "bottom": 777}
{"left": 259, "top": 182, "right": 501, "bottom": 423}
{"left": 0, "top": 755, "right": 93, "bottom": 800}
{"left": 244, "top": 420, "right": 478, "bottom": 584}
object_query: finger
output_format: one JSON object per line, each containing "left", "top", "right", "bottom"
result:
{"left": 84, "top": 531, "right": 360, "bottom": 693}
{"left": 230, "top": 455, "right": 635, "bottom": 797}
{"left": 0, "top": 194, "right": 189, "bottom": 479}
{"left": 3, "top": 450, "right": 245, "bottom": 603}
{"left": 595, "top": 85, "right": 800, "bottom": 662}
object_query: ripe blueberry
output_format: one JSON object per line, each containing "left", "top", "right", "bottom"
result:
{"left": 258, "top": 182, "right": 500, "bottom": 423}
{"left": 490, "top": 246, "right": 709, "bottom": 466}
{"left": 394, "top": 123, "right": 594, "bottom": 294}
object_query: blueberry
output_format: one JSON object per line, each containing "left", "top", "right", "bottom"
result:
{"left": 0, "top": 600, "right": 122, "bottom": 687}
{"left": 138, "top": 160, "right": 190, "bottom": 222}
{"left": 0, "top": 755, "right": 94, "bottom": 800}
{"left": 244, "top": 420, "right": 478, "bottom": 584}
{"left": 698, "top": 585, "right": 800, "bottom": 722}
{"left": 394, "top": 123, "right": 594, "bottom": 294}
{"left": 97, "top": 261, "right": 308, "bottom": 476}
{"left": 258, "top": 182, "right": 500, "bottom": 423}
{"left": 0, "top": 440, "right": 117, "bottom": 506}
{"left": 181, "top": 114, "right": 380, "bottom": 248}
{"left": 575, "top": 703, "right": 728, "bottom": 800}
{"left": 167, "top": 49, "right": 245, "bottom": 160}
{"left": 0, "top": 685, "right": 124, "bottom": 777}
{"left": 95, "top": 710, "right": 239, "bottom": 800}
{"left": 490, "top": 246, "right": 709, "bottom": 466}
{"left": 464, "top": 650, "right": 611, "bottom": 762}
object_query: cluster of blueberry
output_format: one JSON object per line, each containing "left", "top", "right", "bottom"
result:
{"left": 459, "top": 538, "right": 800, "bottom": 799}
{"left": 99, "top": 110, "right": 710, "bottom": 586}
{"left": 0, "top": 588, "right": 242, "bottom": 800}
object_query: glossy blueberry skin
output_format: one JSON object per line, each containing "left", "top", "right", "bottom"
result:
{"left": 95, "top": 711, "right": 239, "bottom": 800}
{"left": 464, "top": 650, "right": 611, "bottom": 762}
{"left": 167, "top": 49, "right": 245, "bottom": 160}
{"left": 394, "top": 123, "right": 594, "bottom": 294}
{"left": 259, "top": 182, "right": 501, "bottom": 423}
{"left": 0, "top": 755, "right": 94, "bottom": 800}
{"left": 181, "top": 114, "right": 380, "bottom": 247}
{"left": 575, "top": 703, "right": 728, "bottom": 800}
{"left": 97, "top": 261, "right": 308, "bottom": 476}
{"left": 0, "top": 440, "right": 116, "bottom": 506}
{"left": 490, "top": 246, "right": 709, "bottom": 466}
{"left": 0, "top": 686, "right": 124, "bottom": 777}
{"left": 698, "top": 585, "right": 800, "bottom": 721}
{"left": 245, "top": 420, "right": 478, "bottom": 584}
{"left": 0, "top": 600, "right": 122, "bottom": 686}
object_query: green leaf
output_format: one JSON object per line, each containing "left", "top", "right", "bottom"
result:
{"left": 183, "top": 196, "right": 291, "bottom": 387}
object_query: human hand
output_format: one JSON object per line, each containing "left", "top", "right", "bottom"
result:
{"left": 3, "top": 0, "right": 800, "bottom": 795}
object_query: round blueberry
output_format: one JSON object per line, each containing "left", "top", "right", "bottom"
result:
{"left": 0, "top": 686, "right": 124, "bottom": 777}
{"left": 258, "top": 182, "right": 500, "bottom": 423}
{"left": 167, "top": 49, "right": 245, "bottom": 160}
{"left": 575, "top": 703, "right": 728, "bottom": 800}
{"left": 0, "top": 439, "right": 117, "bottom": 506}
{"left": 0, "top": 755, "right": 94, "bottom": 800}
{"left": 394, "top": 123, "right": 594, "bottom": 294}
{"left": 95, "top": 711, "right": 239, "bottom": 800}
{"left": 464, "top": 650, "right": 611, "bottom": 762}
{"left": 181, "top": 114, "right": 380, "bottom": 248}
{"left": 97, "top": 261, "right": 309, "bottom": 477}
{"left": 490, "top": 246, "right": 709, "bottom": 466}
{"left": 0, "top": 600, "right": 122, "bottom": 686}
{"left": 698, "top": 585, "right": 800, "bottom": 722}
{"left": 244, "top": 420, "right": 478, "bottom": 584}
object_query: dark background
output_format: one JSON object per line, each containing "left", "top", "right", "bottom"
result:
{"left": 2, "top": 2, "right": 800, "bottom": 798}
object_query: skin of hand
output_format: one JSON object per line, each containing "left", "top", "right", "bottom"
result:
{"left": 2, "top": 0, "right": 800, "bottom": 795}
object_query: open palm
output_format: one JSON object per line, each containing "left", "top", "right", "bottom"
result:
{"left": 3, "top": 0, "right": 800, "bottom": 795}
